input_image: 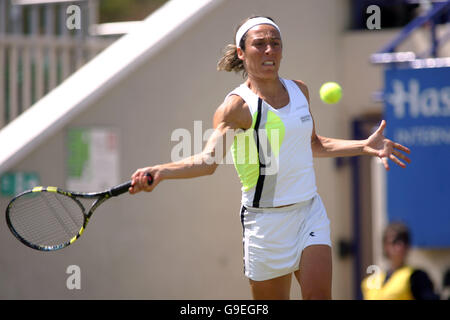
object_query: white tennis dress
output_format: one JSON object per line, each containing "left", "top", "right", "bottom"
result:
{"left": 226, "top": 78, "right": 331, "bottom": 281}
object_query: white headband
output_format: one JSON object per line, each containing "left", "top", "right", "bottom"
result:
{"left": 235, "top": 17, "right": 281, "bottom": 48}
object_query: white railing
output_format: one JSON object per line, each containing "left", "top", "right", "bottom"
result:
{"left": 0, "top": 35, "right": 113, "bottom": 127}
{"left": 0, "top": 0, "right": 115, "bottom": 128}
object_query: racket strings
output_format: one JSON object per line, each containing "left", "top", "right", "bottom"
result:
{"left": 8, "top": 192, "right": 85, "bottom": 247}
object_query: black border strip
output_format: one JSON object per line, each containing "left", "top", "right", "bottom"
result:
{"left": 240, "top": 205, "right": 247, "bottom": 274}
{"left": 252, "top": 98, "right": 265, "bottom": 208}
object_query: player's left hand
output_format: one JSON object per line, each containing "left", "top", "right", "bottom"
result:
{"left": 364, "top": 120, "right": 411, "bottom": 170}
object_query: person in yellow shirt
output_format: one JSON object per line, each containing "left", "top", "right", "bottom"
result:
{"left": 362, "top": 222, "right": 440, "bottom": 300}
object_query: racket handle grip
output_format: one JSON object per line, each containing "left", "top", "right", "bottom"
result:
{"left": 109, "top": 181, "right": 132, "bottom": 197}
{"left": 109, "top": 173, "right": 153, "bottom": 197}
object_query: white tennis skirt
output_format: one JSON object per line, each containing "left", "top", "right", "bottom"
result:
{"left": 240, "top": 194, "right": 331, "bottom": 281}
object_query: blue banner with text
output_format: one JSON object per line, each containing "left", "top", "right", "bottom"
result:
{"left": 384, "top": 67, "right": 450, "bottom": 247}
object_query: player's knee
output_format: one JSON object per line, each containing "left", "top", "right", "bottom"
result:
{"left": 303, "top": 292, "right": 331, "bottom": 300}
{"left": 302, "top": 286, "right": 331, "bottom": 300}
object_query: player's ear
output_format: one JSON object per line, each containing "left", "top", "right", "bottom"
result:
{"left": 237, "top": 46, "right": 245, "bottom": 61}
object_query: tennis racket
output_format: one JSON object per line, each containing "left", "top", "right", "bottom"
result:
{"left": 5, "top": 173, "right": 153, "bottom": 251}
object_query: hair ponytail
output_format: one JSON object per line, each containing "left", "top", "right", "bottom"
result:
{"left": 217, "top": 44, "right": 245, "bottom": 76}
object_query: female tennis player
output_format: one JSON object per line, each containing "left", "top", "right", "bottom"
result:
{"left": 129, "top": 16, "right": 411, "bottom": 300}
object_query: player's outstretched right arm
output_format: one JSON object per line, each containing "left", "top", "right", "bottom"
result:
{"left": 129, "top": 94, "right": 251, "bottom": 194}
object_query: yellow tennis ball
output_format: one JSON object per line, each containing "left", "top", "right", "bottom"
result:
{"left": 319, "top": 82, "right": 342, "bottom": 104}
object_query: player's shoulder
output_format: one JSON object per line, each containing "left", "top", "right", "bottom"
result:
{"left": 291, "top": 79, "right": 307, "bottom": 87}
{"left": 291, "top": 79, "right": 309, "bottom": 95}
{"left": 223, "top": 93, "right": 246, "bottom": 109}
{"left": 219, "top": 93, "right": 248, "bottom": 118}
{"left": 288, "top": 79, "right": 310, "bottom": 103}
{"left": 214, "top": 94, "right": 251, "bottom": 130}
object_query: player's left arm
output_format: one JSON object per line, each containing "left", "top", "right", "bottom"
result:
{"left": 293, "top": 80, "right": 411, "bottom": 170}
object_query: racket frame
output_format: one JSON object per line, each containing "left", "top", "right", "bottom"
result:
{"left": 5, "top": 180, "right": 133, "bottom": 251}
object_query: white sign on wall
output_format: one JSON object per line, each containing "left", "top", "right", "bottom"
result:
{"left": 67, "top": 128, "right": 120, "bottom": 192}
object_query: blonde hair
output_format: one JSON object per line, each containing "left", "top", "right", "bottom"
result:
{"left": 217, "top": 16, "right": 276, "bottom": 78}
